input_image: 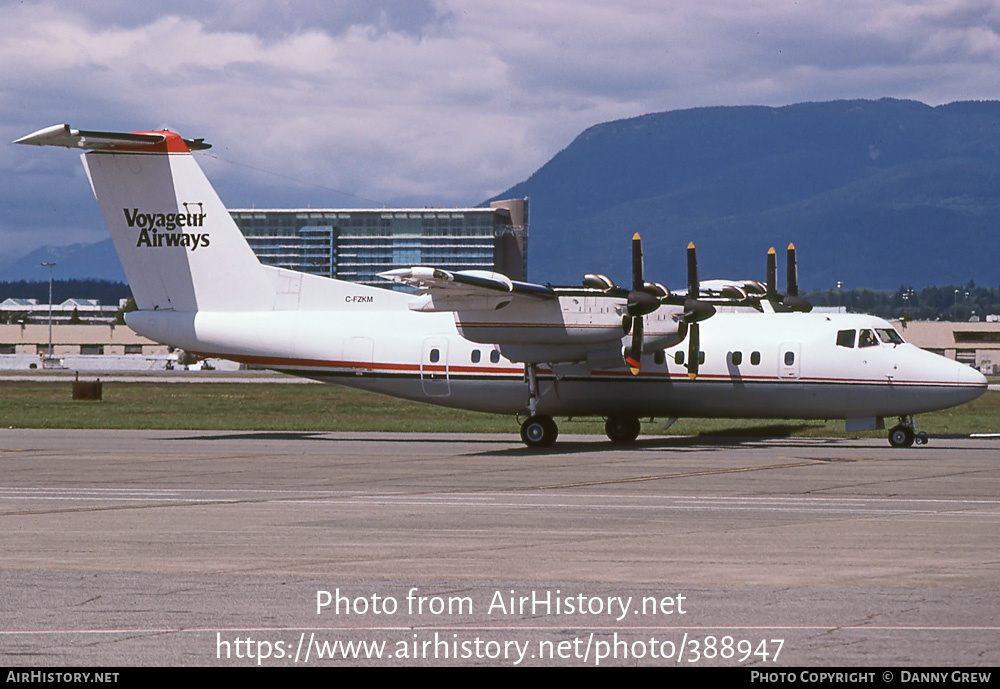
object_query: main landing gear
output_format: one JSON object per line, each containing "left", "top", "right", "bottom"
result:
{"left": 520, "top": 415, "right": 558, "bottom": 448}
{"left": 887, "top": 416, "right": 929, "bottom": 448}
{"left": 520, "top": 363, "right": 559, "bottom": 448}
{"left": 519, "top": 414, "right": 644, "bottom": 448}
{"left": 605, "top": 415, "right": 641, "bottom": 444}
{"left": 518, "top": 363, "right": 646, "bottom": 448}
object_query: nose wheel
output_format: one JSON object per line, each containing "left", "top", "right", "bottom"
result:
{"left": 888, "top": 416, "right": 927, "bottom": 448}
{"left": 888, "top": 425, "right": 914, "bottom": 448}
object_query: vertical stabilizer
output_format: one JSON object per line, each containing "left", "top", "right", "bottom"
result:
{"left": 16, "top": 125, "right": 274, "bottom": 312}
{"left": 83, "top": 143, "right": 275, "bottom": 312}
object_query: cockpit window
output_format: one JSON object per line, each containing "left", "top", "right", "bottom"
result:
{"left": 876, "top": 328, "right": 904, "bottom": 345}
{"left": 858, "top": 329, "right": 878, "bottom": 348}
{"left": 836, "top": 329, "right": 855, "bottom": 348}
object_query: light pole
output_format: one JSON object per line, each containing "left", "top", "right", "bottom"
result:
{"left": 41, "top": 262, "right": 55, "bottom": 359}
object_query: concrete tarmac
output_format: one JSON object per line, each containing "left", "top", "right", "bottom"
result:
{"left": 1, "top": 429, "right": 998, "bottom": 667}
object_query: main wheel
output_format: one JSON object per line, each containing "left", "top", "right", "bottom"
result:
{"left": 605, "top": 415, "right": 641, "bottom": 444}
{"left": 520, "top": 415, "right": 558, "bottom": 448}
{"left": 888, "top": 425, "right": 915, "bottom": 448}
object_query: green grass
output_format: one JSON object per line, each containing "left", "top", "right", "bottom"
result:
{"left": 2, "top": 380, "right": 997, "bottom": 438}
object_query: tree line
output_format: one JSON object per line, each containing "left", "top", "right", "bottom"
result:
{"left": 0, "top": 280, "right": 132, "bottom": 304}
{"left": 804, "top": 283, "right": 1000, "bottom": 321}
{"left": 1, "top": 279, "right": 998, "bottom": 323}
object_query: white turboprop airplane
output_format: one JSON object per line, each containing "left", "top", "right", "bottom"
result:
{"left": 15, "top": 124, "right": 988, "bottom": 448}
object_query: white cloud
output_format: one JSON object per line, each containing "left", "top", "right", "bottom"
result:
{"left": 2, "top": 0, "right": 1000, "bottom": 259}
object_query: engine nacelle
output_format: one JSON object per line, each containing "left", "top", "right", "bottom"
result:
{"left": 458, "top": 296, "right": 684, "bottom": 365}
{"left": 455, "top": 295, "right": 628, "bottom": 347}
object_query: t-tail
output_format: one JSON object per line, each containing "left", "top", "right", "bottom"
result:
{"left": 16, "top": 124, "right": 274, "bottom": 312}
{"left": 15, "top": 124, "right": 412, "bottom": 360}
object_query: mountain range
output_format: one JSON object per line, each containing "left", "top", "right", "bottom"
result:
{"left": 0, "top": 240, "right": 125, "bottom": 283}
{"left": 492, "top": 98, "right": 1000, "bottom": 290}
{"left": 4, "top": 98, "right": 999, "bottom": 291}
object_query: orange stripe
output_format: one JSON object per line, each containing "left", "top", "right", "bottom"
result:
{"left": 193, "top": 351, "right": 981, "bottom": 387}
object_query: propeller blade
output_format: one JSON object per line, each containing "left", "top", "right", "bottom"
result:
{"left": 782, "top": 243, "right": 813, "bottom": 312}
{"left": 687, "top": 322, "right": 700, "bottom": 379}
{"left": 786, "top": 243, "right": 798, "bottom": 297}
{"left": 625, "top": 233, "right": 660, "bottom": 317}
{"left": 625, "top": 315, "right": 643, "bottom": 375}
{"left": 632, "top": 233, "right": 644, "bottom": 291}
{"left": 687, "top": 242, "right": 699, "bottom": 297}
{"left": 766, "top": 247, "right": 778, "bottom": 300}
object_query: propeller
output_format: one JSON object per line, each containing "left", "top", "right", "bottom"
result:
{"left": 763, "top": 244, "right": 812, "bottom": 312}
{"left": 766, "top": 247, "right": 778, "bottom": 301}
{"left": 624, "top": 233, "right": 660, "bottom": 374}
{"left": 583, "top": 235, "right": 716, "bottom": 376}
{"left": 682, "top": 242, "right": 715, "bottom": 379}
{"left": 626, "top": 239, "right": 715, "bottom": 377}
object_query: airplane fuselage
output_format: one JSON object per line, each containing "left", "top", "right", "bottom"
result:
{"left": 126, "top": 306, "right": 985, "bottom": 422}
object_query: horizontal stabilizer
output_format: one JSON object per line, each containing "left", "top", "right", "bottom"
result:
{"left": 14, "top": 124, "right": 210, "bottom": 152}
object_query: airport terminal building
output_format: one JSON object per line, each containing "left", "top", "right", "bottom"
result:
{"left": 229, "top": 199, "right": 528, "bottom": 286}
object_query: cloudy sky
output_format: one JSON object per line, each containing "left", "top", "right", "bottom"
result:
{"left": 3, "top": 0, "right": 1000, "bottom": 262}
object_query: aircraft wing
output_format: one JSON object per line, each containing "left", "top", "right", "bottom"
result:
{"left": 678, "top": 279, "right": 767, "bottom": 301}
{"left": 379, "top": 267, "right": 555, "bottom": 312}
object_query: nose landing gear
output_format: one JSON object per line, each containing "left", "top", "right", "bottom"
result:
{"left": 888, "top": 416, "right": 928, "bottom": 448}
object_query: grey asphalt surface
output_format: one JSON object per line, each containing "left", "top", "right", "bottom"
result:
{"left": 1, "top": 429, "right": 997, "bottom": 667}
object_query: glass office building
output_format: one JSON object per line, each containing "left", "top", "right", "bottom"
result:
{"left": 230, "top": 199, "right": 527, "bottom": 286}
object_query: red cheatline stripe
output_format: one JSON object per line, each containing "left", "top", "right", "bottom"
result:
{"left": 192, "top": 351, "right": 979, "bottom": 387}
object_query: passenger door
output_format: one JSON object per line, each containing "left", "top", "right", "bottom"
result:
{"left": 421, "top": 338, "right": 450, "bottom": 396}
{"left": 779, "top": 342, "right": 801, "bottom": 379}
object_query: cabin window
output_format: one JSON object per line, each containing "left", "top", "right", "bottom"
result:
{"left": 836, "top": 329, "right": 855, "bottom": 348}
{"left": 675, "top": 351, "right": 684, "bottom": 366}
{"left": 471, "top": 350, "right": 481, "bottom": 363}
{"left": 698, "top": 351, "right": 705, "bottom": 365}
{"left": 750, "top": 351, "right": 761, "bottom": 366}
{"left": 489, "top": 350, "right": 501, "bottom": 364}
{"left": 654, "top": 351, "right": 665, "bottom": 365}
{"left": 784, "top": 351, "right": 795, "bottom": 366}
{"left": 429, "top": 348, "right": 440, "bottom": 363}
{"left": 858, "top": 329, "right": 878, "bottom": 348}
{"left": 731, "top": 351, "right": 742, "bottom": 366}
{"left": 876, "top": 328, "right": 904, "bottom": 345}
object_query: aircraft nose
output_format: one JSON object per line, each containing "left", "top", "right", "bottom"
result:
{"left": 955, "top": 361, "right": 988, "bottom": 405}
